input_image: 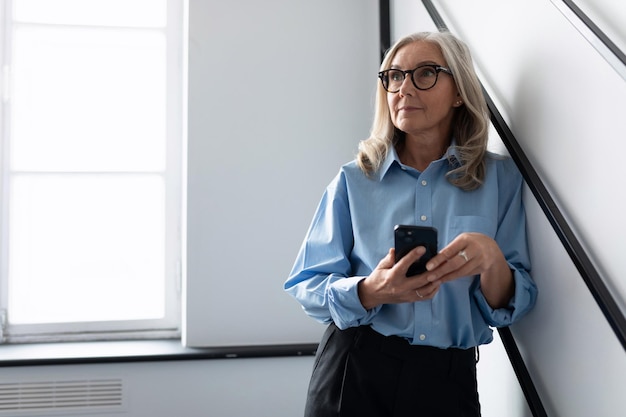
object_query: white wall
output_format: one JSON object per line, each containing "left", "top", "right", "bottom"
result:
{"left": 184, "top": 0, "right": 380, "bottom": 347}
{"left": 0, "top": 2, "right": 377, "bottom": 417}
{"left": 0, "top": 356, "right": 314, "bottom": 417}
{"left": 390, "top": 3, "right": 532, "bottom": 416}
{"left": 7, "top": 2, "right": 626, "bottom": 417}
{"left": 425, "top": 1, "right": 626, "bottom": 416}
{"left": 575, "top": 0, "right": 626, "bottom": 55}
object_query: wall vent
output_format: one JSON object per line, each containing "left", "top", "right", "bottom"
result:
{"left": 0, "top": 378, "right": 126, "bottom": 416}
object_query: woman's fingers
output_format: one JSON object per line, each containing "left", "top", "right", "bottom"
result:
{"left": 413, "top": 279, "right": 440, "bottom": 301}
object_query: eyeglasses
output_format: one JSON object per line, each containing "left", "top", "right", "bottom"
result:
{"left": 378, "top": 64, "right": 453, "bottom": 93}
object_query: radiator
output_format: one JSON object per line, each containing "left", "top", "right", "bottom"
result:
{"left": 0, "top": 378, "right": 126, "bottom": 416}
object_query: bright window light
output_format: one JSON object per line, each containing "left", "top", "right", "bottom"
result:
{"left": 1, "top": 0, "right": 183, "bottom": 341}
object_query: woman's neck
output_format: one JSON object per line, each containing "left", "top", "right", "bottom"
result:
{"left": 397, "top": 135, "right": 450, "bottom": 171}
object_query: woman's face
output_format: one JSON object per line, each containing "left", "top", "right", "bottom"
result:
{"left": 386, "top": 41, "right": 461, "bottom": 141}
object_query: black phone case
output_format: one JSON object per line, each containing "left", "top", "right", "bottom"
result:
{"left": 394, "top": 225, "right": 438, "bottom": 276}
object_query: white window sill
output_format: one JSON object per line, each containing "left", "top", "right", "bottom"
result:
{"left": 0, "top": 340, "right": 317, "bottom": 367}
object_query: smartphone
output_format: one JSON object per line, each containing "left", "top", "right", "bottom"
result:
{"left": 394, "top": 225, "right": 438, "bottom": 277}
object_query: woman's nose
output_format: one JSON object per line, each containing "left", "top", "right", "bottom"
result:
{"left": 398, "top": 74, "right": 415, "bottom": 95}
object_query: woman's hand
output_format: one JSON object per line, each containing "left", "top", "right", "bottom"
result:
{"left": 424, "top": 232, "right": 515, "bottom": 309}
{"left": 358, "top": 246, "right": 442, "bottom": 310}
{"left": 358, "top": 233, "right": 515, "bottom": 310}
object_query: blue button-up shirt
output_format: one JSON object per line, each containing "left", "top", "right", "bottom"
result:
{"left": 284, "top": 145, "right": 537, "bottom": 349}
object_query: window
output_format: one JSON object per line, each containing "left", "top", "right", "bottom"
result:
{"left": 0, "top": 0, "right": 185, "bottom": 343}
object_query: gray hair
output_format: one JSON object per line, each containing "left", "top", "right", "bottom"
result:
{"left": 357, "top": 31, "right": 490, "bottom": 190}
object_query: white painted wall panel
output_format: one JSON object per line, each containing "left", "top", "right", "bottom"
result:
{"left": 0, "top": 356, "right": 314, "bottom": 417}
{"left": 433, "top": 0, "right": 626, "bottom": 307}
{"left": 390, "top": 0, "right": 437, "bottom": 38}
{"left": 185, "top": 0, "right": 380, "bottom": 346}
{"left": 389, "top": 3, "right": 531, "bottom": 416}
{"left": 428, "top": 1, "right": 626, "bottom": 416}
{"left": 575, "top": 0, "right": 626, "bottom": 55}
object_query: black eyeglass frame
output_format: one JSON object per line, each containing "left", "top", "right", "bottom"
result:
{"left": 378, "top": 64, "right": 453, "bottom": 93}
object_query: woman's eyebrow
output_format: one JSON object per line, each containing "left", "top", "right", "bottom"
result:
{"left": 389, "top": 60, "right": 440, "bottom": 69}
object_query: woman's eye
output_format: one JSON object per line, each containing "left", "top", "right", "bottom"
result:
{"left": 417, "top": 68, "right": 436, "bottom": 78}
{"left": 390, "top": 71, "right": 404, "bottom": 82}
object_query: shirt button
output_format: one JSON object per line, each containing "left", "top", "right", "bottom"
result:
{"left": 419, "top": 334, "right": 426, "bottom": 341}
{"left": 420, "top": 215, "right": 427, "bottom": 221}
{"left": 421, "top": 180, "right": 427, "bottom": 186}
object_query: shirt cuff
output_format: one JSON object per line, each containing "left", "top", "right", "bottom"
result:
{"left": 474, "top": 267, "right": 537, "bottom": 327}
{"left": 327, "top": 276, "right": 379, "bottom": 329}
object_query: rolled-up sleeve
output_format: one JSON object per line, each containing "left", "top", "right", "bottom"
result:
{"left": 474, "top": 159, "right": 538, "bottom": 327}
{"left": 284, "top": 171, "right": 378, "bottom": 328}
{"left": 474, "top": 266, "right": 537, "bottom": 327}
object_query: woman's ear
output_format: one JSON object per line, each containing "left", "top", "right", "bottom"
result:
{"left": 453, "top": 92, "right": 463, "bottom": 107}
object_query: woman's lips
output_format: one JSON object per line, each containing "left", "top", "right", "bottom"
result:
{"left": 398, "top": 105, "right": 422, "bottom": 112}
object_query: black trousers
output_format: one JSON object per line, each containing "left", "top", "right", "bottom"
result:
{"left": 304, "top": 323, "right": 480, "bottom": 417}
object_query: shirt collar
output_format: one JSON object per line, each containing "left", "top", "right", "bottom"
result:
{"left": 377, "top": 139, "right": 462, "bottom": 181}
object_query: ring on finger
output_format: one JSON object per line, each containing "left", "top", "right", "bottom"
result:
{"left": 415, "top": 289, "right": 424, "bottom": 298}
{"left": 458, "top": 250, "right": 469, "bottom": 262}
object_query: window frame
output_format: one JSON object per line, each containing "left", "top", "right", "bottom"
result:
{"left": 0, "top": 0, "right": 186, "bottom": 344}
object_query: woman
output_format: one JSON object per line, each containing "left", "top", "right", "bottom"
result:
{"left": 284, "top": 31, "right": 537, "bottom": 417}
